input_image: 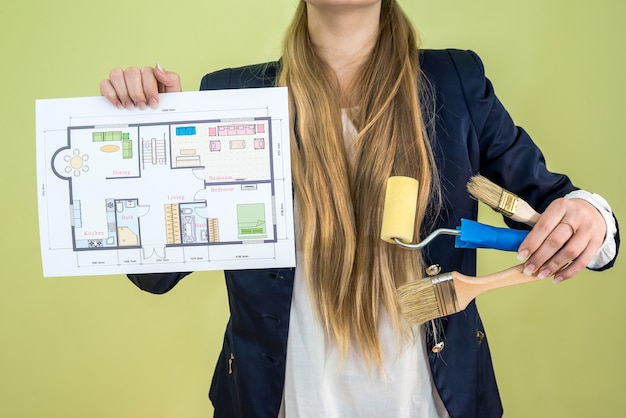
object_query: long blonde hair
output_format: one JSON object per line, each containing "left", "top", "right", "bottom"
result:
{"left": 278, "top": 0, "right": 439, "bottom": 366}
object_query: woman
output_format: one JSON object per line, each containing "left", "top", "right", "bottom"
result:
{"left": 100, "top": 1, "right": 618, "bottom": 417}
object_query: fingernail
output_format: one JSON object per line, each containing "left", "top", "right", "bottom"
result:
{"left": 149, "top": 97, "right": 159, "bottom": 109}
{"left": 115, "top": 100, "right": 124, "bottom": 110}
{"left": 552, "top": 276, "right": 563, "bottom": 285}
{"left": 538, "top": 269, "right": 551, "bottom": 280}
{"left": 156, "top": 62, "right": 164, "bottom": 72}
{"left": 136, "top": 101, "right": 147, "bottom": 110}
{"left": 517, "top": 249, "right": 529, "bottom": 262}
{"left": 124, "top": 101, "right": 135, "bottom": 110}
{"left": 523, "top": 264, "right": 535, "bottom": 276}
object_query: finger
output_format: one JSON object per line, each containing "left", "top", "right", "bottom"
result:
{"left": 99, "top": 79, "right": 124, "bottom": 109}
{"left": 108, "top": 68, "right": 133, "bottom": 109}
{"left": 154, "top": 63, "right": 182, "bottom": 93}
{"left": 517, "top": 202, "right": 567, "bottom": 262}
{"left": 552, "top": 244, "right": 599, "bottom": 283}
{"left": 552, "top": 225, "right": 605, "bottom": 283}
{"left": 532, "top": 228, "right": 587, "bottom": 279}
{"left": 140, "top": 67, "right": 160, "bottom": 109}
{"left": 124, "top": 66, "right": 148, "bottom": 110}
{"left": 519, "top": 217, "right": 571, "bottom": 275}
{"left": 522, "top": 227, "right": 573, "bottom": 276}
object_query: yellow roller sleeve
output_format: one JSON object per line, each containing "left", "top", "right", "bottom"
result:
{"left": 380, "top": 176, "right": 419, "bottom": 244}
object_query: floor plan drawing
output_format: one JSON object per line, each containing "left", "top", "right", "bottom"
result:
{"left": 36, "top": 88, "right": 295, "bottom": 277}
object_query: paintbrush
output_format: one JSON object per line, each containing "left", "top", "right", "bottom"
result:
{"left": 398, "top": 264, "right": 538, "bottom": 325}
{"left": 380, "top": 176, "right": 541, "bottom": 325}
{"left": 467, "top": 175, "right": 541, "bottom": 226}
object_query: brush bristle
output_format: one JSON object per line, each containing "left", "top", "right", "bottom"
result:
{"left": 466, "top": 175, "right": 503, "bottom": 210}
{"left": 398, "top": 279, "right": 442, "bottom": 325}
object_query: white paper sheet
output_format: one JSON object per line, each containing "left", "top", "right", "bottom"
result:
{"left": 36, "top": 88, "right": 295, "bottom": 277}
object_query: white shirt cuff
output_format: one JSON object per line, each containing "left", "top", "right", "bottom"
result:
{"left": 564, "top": 190, "right": 617, "bottom": 269}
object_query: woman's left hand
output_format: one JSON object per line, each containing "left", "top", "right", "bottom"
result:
{"left": 516, "top": 198, "right": 606, "bottom": 283}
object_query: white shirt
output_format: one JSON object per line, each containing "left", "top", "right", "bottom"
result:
{"left": 278, "top": 250, "right": 449, "bottom": 418}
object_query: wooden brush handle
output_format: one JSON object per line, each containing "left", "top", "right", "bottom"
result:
{"left": 512, "top": 200, "right": 541, "bottom": 226}
{"left": 453, "top": 265, "right": 538, "bottom": 310}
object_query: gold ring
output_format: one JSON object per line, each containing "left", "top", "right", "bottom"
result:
{"left": 559, "top": 221, "right": 577, "bottom": 235}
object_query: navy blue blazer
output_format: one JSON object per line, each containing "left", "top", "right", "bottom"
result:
{"left": 128, "top": 49, "right": 619, "bottom": 418}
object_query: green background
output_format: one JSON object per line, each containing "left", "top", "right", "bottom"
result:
{"left": 1, "top": 1, "right": 624, "bottom": 416}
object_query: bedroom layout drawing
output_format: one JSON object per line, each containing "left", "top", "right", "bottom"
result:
{"left": 36, "top": 88, "right": 294, "bottom": 277}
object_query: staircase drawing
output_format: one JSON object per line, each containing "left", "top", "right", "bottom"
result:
{"left": 142, "top": 137, "right": 167, "bottom": 169}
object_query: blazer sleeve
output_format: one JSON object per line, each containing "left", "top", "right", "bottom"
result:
{"left": 127, "top": 272, "right": 192, "bottom": 294}
{"left": 449, "top": 49, "right": 577, "bottom": 212}
{"left": 199, "top": 61, "right": 280, "bottom": 91}
{"left": 448, "top": 49, "right": 619, "bottom": 269}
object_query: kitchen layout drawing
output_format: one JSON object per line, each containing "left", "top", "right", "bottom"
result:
{"left": 36, "top": 88, "right": 295, "bottom": 277}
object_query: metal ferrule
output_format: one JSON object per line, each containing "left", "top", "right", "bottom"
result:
{"left": 497, "top": 190, "right": 519, "bottom": 217}
{"left": 431, "top": 273, "right": 458, "bottom": 316}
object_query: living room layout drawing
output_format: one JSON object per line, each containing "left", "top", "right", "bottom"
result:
{"left": 36, "top": 88, "right": 295, "bottom": 277}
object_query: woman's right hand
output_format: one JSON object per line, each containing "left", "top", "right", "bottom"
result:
{"left": 99, "top": 63, "right": 182, "bottom": 110}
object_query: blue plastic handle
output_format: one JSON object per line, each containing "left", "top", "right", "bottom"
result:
{"left": 454, "top": 218, "right": 529, "bottom": 252}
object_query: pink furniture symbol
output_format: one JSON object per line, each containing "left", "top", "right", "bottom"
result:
{"left": 210, "top": 140, "right": 221, "bottom": 152}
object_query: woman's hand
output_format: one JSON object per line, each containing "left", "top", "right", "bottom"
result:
{"left": 517, "top": 198, "right": 606, "bottom": 283}
{"left": 99, "top": 64, "right": 182, "bottom": 110}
